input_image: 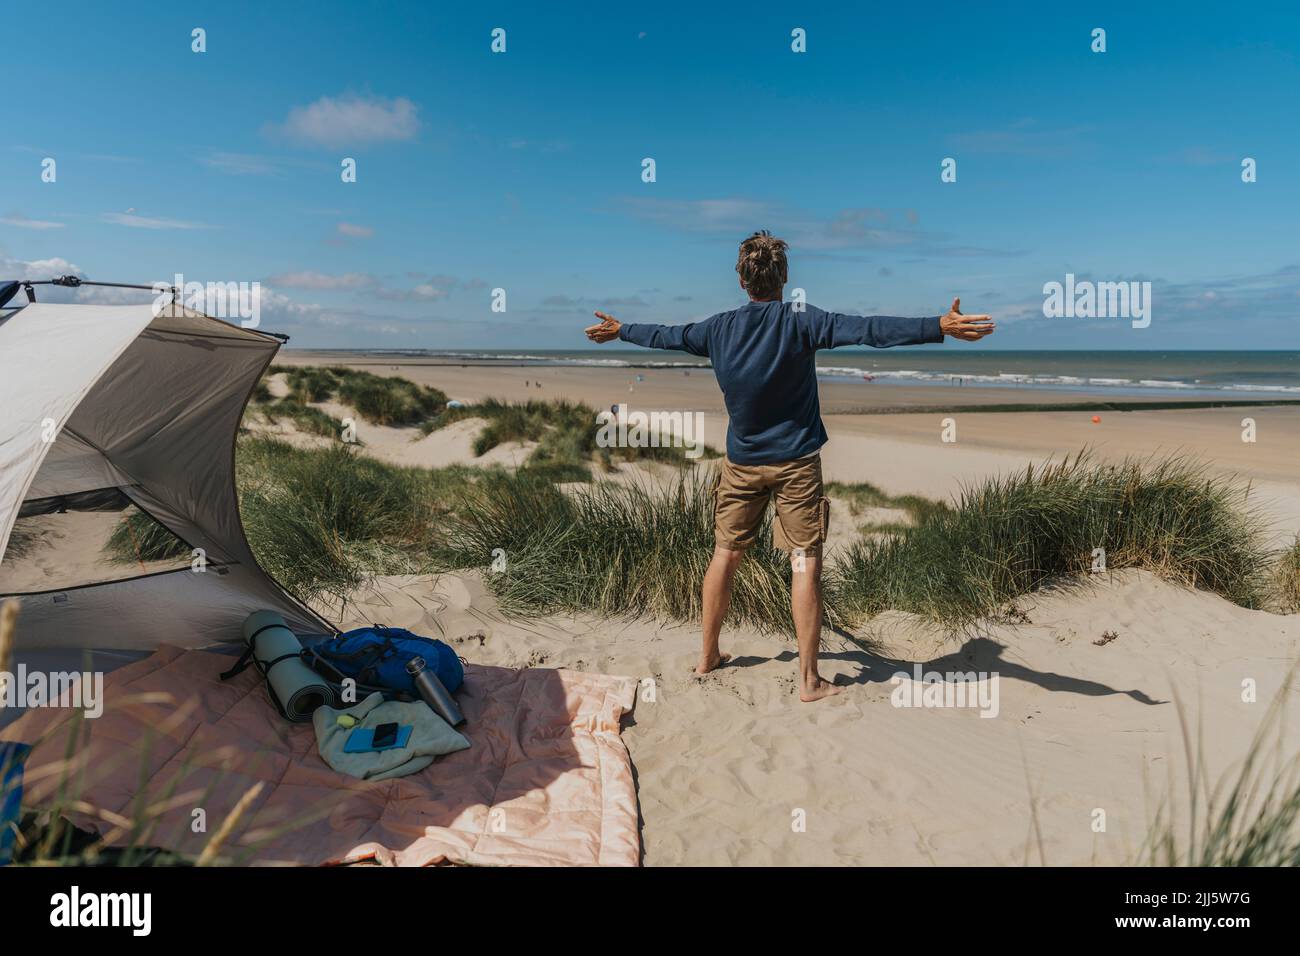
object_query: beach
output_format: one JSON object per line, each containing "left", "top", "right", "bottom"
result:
{"left": 4, "top": 353, "right": 1291, "bottom": 882}
{"left": 343, "top": 568, "right": 1298, "bottom": 865}
{"left": 265, "top": 354, "right": 1300, "bottom": 865}
{"left": 276, "top": 352, "right": 1300, "bottom": 543}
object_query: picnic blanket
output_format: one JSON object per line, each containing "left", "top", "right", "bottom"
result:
{"left": 2, "top": 644, "right": 641, "bottom": 866}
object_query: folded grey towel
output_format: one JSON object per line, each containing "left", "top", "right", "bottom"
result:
{"left": 313, "top": 692, "right": 469, "bottom": 781}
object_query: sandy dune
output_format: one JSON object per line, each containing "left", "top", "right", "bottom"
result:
{"left": 249, "top": 375, "right": 538, "bottom": 469}
{"left": 340, "top": 570, "right": 1300, "bottom": 866}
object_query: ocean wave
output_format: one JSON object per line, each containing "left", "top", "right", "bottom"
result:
{"left": 813, "top": 365, "right": 1299, "bottom": 394}
{"left": 1224, "top": 382, "right": 1300, "bottom": 393}
{"left": 335, "top": 350, "right": 1300, "bottom": 395}
{"left": 420, "top": 351, "right": 707, "bottom": 369}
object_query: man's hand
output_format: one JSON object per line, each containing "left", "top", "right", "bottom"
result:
{"left": 585, "top": 310, "right": 622, "bottom": 343}
{"left": 940, "top": 298, "right": 995, "bottom": 341}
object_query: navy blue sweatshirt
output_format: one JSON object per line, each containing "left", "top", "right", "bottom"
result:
{"left": 618, "top": 301, "right": 943, "bottom": 464}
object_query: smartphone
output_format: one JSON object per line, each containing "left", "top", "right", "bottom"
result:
{"left": 343, "top": 723, "right": 412, "bottom": 753}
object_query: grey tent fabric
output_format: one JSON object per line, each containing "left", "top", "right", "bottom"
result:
{"left": 0, "top": 301, "right": 332, "bottom": 651}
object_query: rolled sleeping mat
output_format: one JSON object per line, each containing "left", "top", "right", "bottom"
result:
{"left": 241, "top": 610, "right": 335, "bottom": 722}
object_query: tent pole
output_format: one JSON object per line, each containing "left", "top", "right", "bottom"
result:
{"left": 2, "top": 277, "right": 290, "bottom": 340}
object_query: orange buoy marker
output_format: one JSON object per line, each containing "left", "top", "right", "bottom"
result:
{"left": 1091, "top": 415, "right": 1101, "bottom": 424}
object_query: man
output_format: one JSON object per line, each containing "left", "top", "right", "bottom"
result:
{"left": 584, "top": 231, "right": 994, "bottom": 701}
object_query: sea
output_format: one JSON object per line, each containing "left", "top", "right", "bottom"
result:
{"left": 301, "top": 349, "right": 1300, "bottom": 399}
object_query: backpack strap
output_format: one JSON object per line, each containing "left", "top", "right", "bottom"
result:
{"left": 219, "top": 622, "right": 293, "bottom": 681}
{"left": 219, "top": 644, "right": 257, "bottom": 681}
{"left": 314, "top": 632, "right": 394, "bottom": 687}
{"left": 301, "top": 645, "right": 414, "bottom": 704}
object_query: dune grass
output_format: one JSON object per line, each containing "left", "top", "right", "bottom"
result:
{"left": 518, "top": 460, "right": 593, "bottom": 484}
{"left": 424, "top": 396, "right": 717, "bottom": 473}
{"left": 252, "top": 367, "right": 714, "bottom": 480}
{"left": 228, "top": 372, "right": 1291, "bottom": 635}
{"left": 235, "top": 436, "right": 478, "bottom": 604}
{"left": 227, "top": 439, "right": 1280, "bottom": 633}
{"left": 3, "top": 521, "right": 37, "bottom": 560}
{"left": 267, "top": 365, "right": 449, "bottom": 427}
{"left": 105, "top": 511, "right": 192, "bottom": 564}
{"left": 230, "top": 367, "right": 1297, "bottom": 630}
{"left": 334, "top": 368, "right": 448, "bottom": 426}
{"left": 1144, "top": 681, "right": 1300, "bottom": 866}
{"left": 825, "top": 480, "right": 950, "bottom": 533}
{"left": 827, "top": 453, "right": 1272, "bottom": 627}
{"left": 1277, "top": 537, "right": 1300, "bottom": 613}
{"left": 436, "top": 397, "right": 594, "bottom": 456}
{"left": 276, "top": 364, "right": 338, "bottom": 403}
{"left": 421, "top": 396, "right": 551, "bottom": 442}
{"left": 252, "top": 399, "right": 346, "bottom": 439}
{"left": 433, "top": 469, "right": 805, "bottom": 631}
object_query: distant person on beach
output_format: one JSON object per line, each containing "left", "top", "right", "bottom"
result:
{"left": 585, "top": 230, "right": 994, "bottom": 701}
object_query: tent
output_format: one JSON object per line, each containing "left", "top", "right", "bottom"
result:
{"left": 0, "top": 298, "right": 647, "bottom": 868}
{"left": 0, "top": 300, "right": 333, "bottom": 691}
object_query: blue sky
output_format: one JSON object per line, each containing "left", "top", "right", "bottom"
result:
{"left": 3, "top": 1, "right": 1298, "bottom": 349}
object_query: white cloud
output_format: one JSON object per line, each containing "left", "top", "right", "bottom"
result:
{"left": 102, "top": 212, "right": 211, "bottom": 230}
{"left": 263, "top": 270, "right": 377, "bottom": 290}
{"left": 0, "top": 253, "right": 82, "bottom": 281}
{"left": 257, "top": 286, "right": 327, "bottom": 317}
{"left": 537, "top": 293, "right": 649, "bottom": 312}
{"left": 614, "top": 197, "right": 1023, "bottom": 257}
{"left": 614, "top": 197, "right": 915, "bottom": 251}
{"left": 1, "top": 213, "right": 64, "bottom": 230}
{"left": 0, "top": 254, "right": 153, "bottom": 304}
{"left": 260, "top": 270, "right": 481, "bottom": 302}
{"left": 375, "top": 282, "right": 447, "bottom": 302}
{"left": 199, "top": 152, "right": 280, "bottom": 175}
{"left": 336, "top": 222, "right": 375, "bottom": 238}
{"left": 266, "top": 94, "right": 420, "bottom": 147}
{"left": 617, "top": 197, "right": 772, "bottom": 234}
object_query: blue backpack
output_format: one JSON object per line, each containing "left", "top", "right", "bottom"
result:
{"left": 307, "top": 626, "right": 464, "bottom": 698}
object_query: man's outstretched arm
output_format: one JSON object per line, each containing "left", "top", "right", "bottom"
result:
{"left": 585, "top": 310, "right": 711, "bottom": 356}
{"left": 801, "top": 298, "right": 994, "bottom": 349}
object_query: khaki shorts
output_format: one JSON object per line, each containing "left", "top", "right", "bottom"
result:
{"left": 712, "top": 453, "right": 830, "bottom": 556}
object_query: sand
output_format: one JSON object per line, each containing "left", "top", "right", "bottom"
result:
{"left": 270, "top": 354, "right": 1300, "bottom": 865}
{"left": 342, "top": 569, "right": 1299, "bottom": 866}
{"left": 0, "top": 510, "right": 190, "bottom": 594}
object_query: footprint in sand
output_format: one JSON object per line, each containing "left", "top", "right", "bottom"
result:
{"left": 453, "top": 631, "right": 489, "bottom": 648}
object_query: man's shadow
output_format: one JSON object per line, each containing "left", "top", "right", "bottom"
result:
{"left": 726, "top": 632, "right": 1165, "bottom": 706}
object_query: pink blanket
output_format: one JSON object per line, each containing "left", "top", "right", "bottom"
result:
{"left": 3, "top": 645, "right": 641, "bottom": 866}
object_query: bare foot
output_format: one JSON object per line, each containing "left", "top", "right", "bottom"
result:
{"left": 799, "top": 677, "right": 843, "bottom": 702}
{"left": 694, "top": 652, "right": 731, "bottom": 675}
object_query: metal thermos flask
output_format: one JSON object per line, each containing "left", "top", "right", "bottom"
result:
{"left": 405, "top": 656, "right": 465, "bottom": 727}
